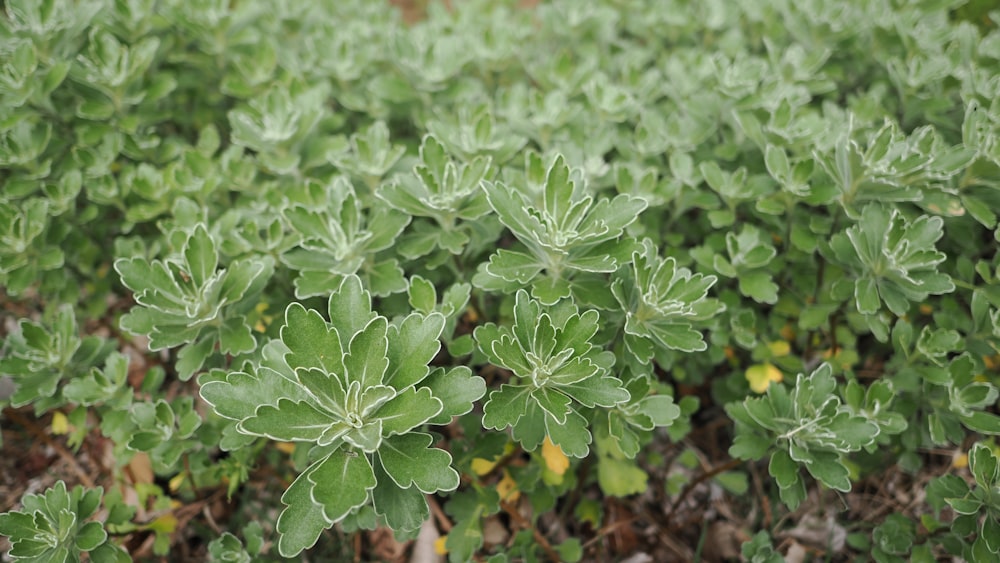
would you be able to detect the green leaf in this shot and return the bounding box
[377,433,460,493]
[482,384,533,430]
[219,316,254,355]
[371,463,429,533]
[281,303,345,375]
[421,366,487,424]
[384,313,445,390]
[375,387,442,435]
[183,224,218,287]
[343,317,389,389]
[276,464,331,557]
[597,456,648,496]
[327,275,377,340]
[239,398,335,442]
[557,375,630,408]
[308,449,377,523]
[545,409,591,458]
[483,248,544,284]
[803,451,852,492]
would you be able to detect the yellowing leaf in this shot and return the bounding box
[168,473,186,492]
[50,411,69,435]
[953,453,968,469]
[148,513,178,533]
[541,436,569,476]
[746,363,782,393]
[275,442,296,455]
[497,470,520,502]
[471,457,498,476]
[434,535,449,555]
[470,442,514,476]
[779,323,796,342]
[768,340,790,357]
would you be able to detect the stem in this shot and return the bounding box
[500,499,562,563]
[668,457,743,516]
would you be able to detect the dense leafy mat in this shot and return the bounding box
[2,0,1000,561]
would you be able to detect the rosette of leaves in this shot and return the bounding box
[199,275,485,557]
[473,154,647,305]
[327,121,406,191]
[474,289,630,458]
[0,198,66,296]
[593,376,683,496]
[612,238,724,369]
[114,224,275,380]
[923,443,1000,561]
[0,481,129,562]
[0,304,113,411]
[828,203,955,338]
[281,177,409,298]
[377,134,493,259]
[227,80,326,175]
[726,363,881,509]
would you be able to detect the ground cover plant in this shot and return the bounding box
[2,0,1000,560]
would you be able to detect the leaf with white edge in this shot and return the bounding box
[545,409,591,458]
[308,449,377,523]
[175,336,215,381]
[371,462,429,533]
[407,276,437,313]
[183,224,217,287]
[296,368,348,417]
[483,248,545,284]
[803,450,852,492]
[281,303,344,375]
[343,317,389,389]
[328,275,376,340]
[239,398,335,442]
[384,312,445,390]
[276,464,331,557]
[557,375,630,408]
[200,368,308,421]
[374,387,442,436]
[219,315,255,355]
[377,433,460,493]
[482,385,533,430]
[533,387,573,424]
[421,366,487,424]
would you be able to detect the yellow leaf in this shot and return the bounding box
[471,457,498,476]
[768,340,790,358]
[746,363,782,393]
[497,470,520,502]
[953,453,968,469]
[541,437,569,476]
[434,536,449,555]
[51,411,69,435]
[168,473,186,492]
[148,513,178,533]
[275,442,296,455]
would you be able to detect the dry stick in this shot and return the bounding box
[668,458,743,516]
[580,515,638,549]
[500,500,562,563]
[427,494,454,533]
[4,409,96,489]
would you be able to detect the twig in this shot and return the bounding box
[4,409,96,489]
[427,495,454,533]
[669,458,743,515]
[500,500,562,563]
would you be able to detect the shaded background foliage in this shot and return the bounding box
[2,0,1000,561]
